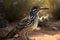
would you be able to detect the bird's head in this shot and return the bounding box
[31,6,49,12]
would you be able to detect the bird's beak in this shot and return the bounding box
[40,7,49,10]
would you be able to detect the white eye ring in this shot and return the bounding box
[33,9,36,11]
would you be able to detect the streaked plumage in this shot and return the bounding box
[16,6,39,30]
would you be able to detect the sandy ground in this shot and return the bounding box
[8,27,60,40]
[28,27,60,40]
[7,27,60,40]
[7,21,60,40]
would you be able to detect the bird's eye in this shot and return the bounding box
[33,9,37,11]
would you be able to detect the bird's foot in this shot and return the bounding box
[24,37,29,40]
[24,36,29,40]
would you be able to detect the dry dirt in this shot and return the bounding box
[29,29,60,40]
[7,21,60,40]
[28,25,60,40]
[8,27,60,40]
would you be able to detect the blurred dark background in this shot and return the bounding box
[0,0,60,22]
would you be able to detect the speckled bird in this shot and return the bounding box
[16,6,48,40]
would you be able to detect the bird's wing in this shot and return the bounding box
[16,16,33,29]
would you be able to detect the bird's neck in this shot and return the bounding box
[30,11,37,17]
[29,10,39,24]
[29,10,38,23]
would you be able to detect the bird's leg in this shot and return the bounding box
[25,33,29,40]
[23,33,29,40]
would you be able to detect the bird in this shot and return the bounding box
[16,6,48,40]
